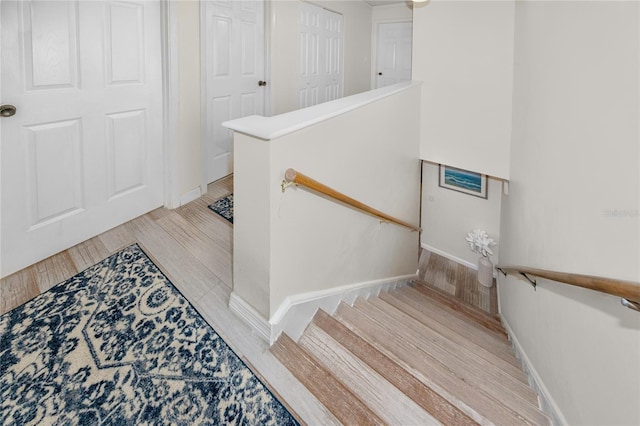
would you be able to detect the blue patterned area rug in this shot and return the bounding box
[208,194,233,224]
[0,244,298,425]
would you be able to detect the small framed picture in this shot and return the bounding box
[439,165,488,199]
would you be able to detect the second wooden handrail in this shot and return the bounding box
[281,168,420,232]
[496,265,640,311]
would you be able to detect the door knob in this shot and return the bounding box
[0,105,16,117]
[258,80,267,87]
[378,72,383,76]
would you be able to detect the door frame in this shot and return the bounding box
[370,18,412,90]
[199,0,271,192]
[162,0,180,209]
[198,0,207,194]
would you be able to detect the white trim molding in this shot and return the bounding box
[223,81,420,140]
[228,292,271,342]
[228,274,416,345]
[501,318,567,426]
[422,243,498,278]
[179,186,202,206]
[422,243,476,270]
[161,0,180,209]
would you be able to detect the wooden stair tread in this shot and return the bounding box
[299,320,440,425]
[336,302,549,425]
[271,333,384,425]
[389,285,513,353]
[312,309,478,426]
[400,285,515,353]
[411,280,506,336]
[360,298,545,421]
[382,289,527,376]
[270,279,550,426]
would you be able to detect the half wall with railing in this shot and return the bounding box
[224,82,422,343]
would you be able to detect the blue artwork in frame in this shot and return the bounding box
[439,164,488,199]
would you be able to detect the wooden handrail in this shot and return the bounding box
[282,168,420,232]
[496,265,640,310]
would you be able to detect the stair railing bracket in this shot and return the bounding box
[621,298,640,312]
[496,267,536,289]
[281,180,297,193]
[520,272,537,289]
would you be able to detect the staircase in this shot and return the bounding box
[271,281,551,425]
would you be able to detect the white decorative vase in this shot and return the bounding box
[477,256,494,287]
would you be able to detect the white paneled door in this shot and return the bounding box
[375,21,412,89]
[0,0,163,277]
[299,3,343,108]
[204,0,265,184]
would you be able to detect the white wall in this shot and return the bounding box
[176,1,203,200]
[372,3,412,22]
[232,83,422,318]
[421,161,502,267]
[500,2,640,424]
[233,134,271,316]
[270,0,372,115]
[412,0,514,179]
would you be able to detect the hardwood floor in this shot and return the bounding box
[0,175,337,425]
[417,249,499,317]
[1,176,507,425]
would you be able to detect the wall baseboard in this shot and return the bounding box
[421,243,498,278]
[422,243,476,269]
[501,317,567,426]
[228,292,271,342]
[228,275,415,345]
[180,186,203,206]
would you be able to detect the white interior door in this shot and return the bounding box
[375,21,412,89]
[299,3,343,108]
[0,0,163,277]
[204,0,265,184]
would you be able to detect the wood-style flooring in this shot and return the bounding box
[0,175,338,425]
[272,281,549,425]
[1,175,505,425]
[417,249,499,317]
